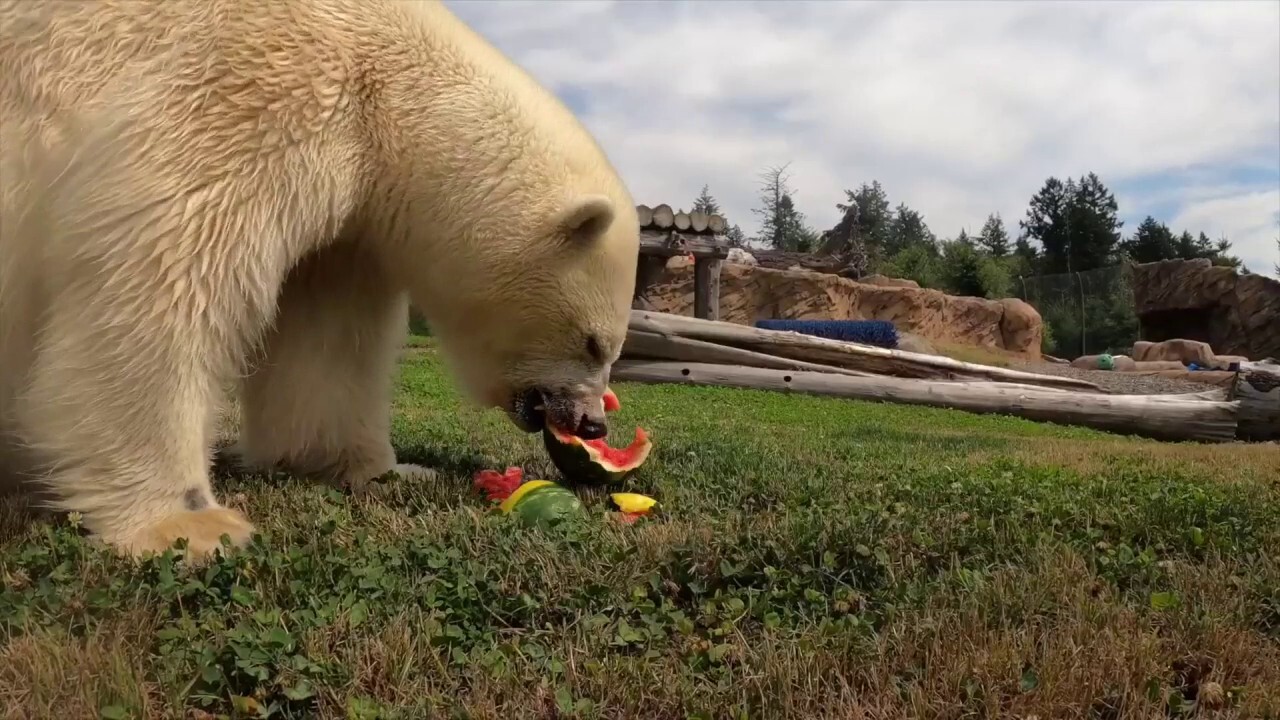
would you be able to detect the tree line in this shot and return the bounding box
[688,167,1267,359]
[691,165,1249,302]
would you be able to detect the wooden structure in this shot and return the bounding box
[614,309,1261,444]
[635,203,729,320]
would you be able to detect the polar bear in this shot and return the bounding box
[0,0,639,559]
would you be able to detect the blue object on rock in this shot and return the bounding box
[754,319,899,349]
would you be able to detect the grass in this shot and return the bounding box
[3,340,1279,719]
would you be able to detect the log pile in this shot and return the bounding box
[637,204,726,236]
[617,309,1250,443]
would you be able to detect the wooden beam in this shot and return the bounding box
[611,360,1240,443]
[638,230,729,259]
[692,258,722,320]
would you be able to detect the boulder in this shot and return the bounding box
[999,299,1043,358]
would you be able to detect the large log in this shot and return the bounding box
[611,360,1240,443]
[707,214,726,234]
[636,204,653,227]
[629,309,1102,392]
[652,204,675,229]
[674,210,692,232]
[624,330,877,377]
[1231,369,1280,441]
[690,211,710,233]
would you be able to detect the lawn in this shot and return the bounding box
[3,340,1279,719]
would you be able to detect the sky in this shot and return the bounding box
[445,0,1280,279]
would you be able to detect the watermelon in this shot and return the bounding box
[474,467,583,528]
[542,388,652,485]
[500,479,583,528]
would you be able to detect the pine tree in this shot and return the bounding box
[886,203,935,255]
[1019,173,1122,274]
[1019,176,1074,274]
[725,224,748,248]
[692,184,721,216]
[1121,216,1176,263]
[1064,172,1123,272]
[751,163,817,252]
[978,213,1010,257]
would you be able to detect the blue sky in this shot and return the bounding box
[446,0,1280,278]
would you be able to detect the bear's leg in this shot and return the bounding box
[232,241,436,493]
[16,290,255,560]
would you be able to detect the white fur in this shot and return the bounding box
[0,0,639,559]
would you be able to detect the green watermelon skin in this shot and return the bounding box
[512,484,582,528]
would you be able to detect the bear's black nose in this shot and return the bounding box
[575,416,608,440]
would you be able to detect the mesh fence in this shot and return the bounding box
[1016,263,1140,360]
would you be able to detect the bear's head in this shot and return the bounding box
[397,192,639,440]
[354,0,641,438]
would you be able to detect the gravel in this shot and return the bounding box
[1008,361,1226,396]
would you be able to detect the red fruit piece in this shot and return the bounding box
[474,466,525,503]
[603,388,621,413]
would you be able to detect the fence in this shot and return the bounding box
[1016,263,1140,360]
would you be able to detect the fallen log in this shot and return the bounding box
[624,330,877,377]
[629,309,1102,392]
[611,360,1239,443]
[1231,369,1279,441]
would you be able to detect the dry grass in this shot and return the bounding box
[931,340,1022,368]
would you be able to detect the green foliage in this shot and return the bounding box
[1027,267,1140,358]
[978,213,1011,257]
[885,203,935,256]
[1119,218,1242,268]
[932,235,1015,300]
[691,184,721,217]
[407,308,431,336]
[1019,173,1124,274]
[876,243,942,289]
[1121,216,1177,263]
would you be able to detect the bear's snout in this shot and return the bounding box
[541,391,609,439]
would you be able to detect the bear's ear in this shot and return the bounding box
[555,194,615,247]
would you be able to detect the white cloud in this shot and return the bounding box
[445,0,1280,277]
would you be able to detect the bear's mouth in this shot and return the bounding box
[508,387,547,433]
[507,387,609,440]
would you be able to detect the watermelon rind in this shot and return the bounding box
[506,482,582,528]
[542,426,651,485]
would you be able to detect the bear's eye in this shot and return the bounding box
[586,335,604,363]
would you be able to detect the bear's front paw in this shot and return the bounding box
[341,462,438,498]
[120,507,256,561]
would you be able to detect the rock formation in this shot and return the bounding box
[1130,259,1280,361]
[639,262,1044,357]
